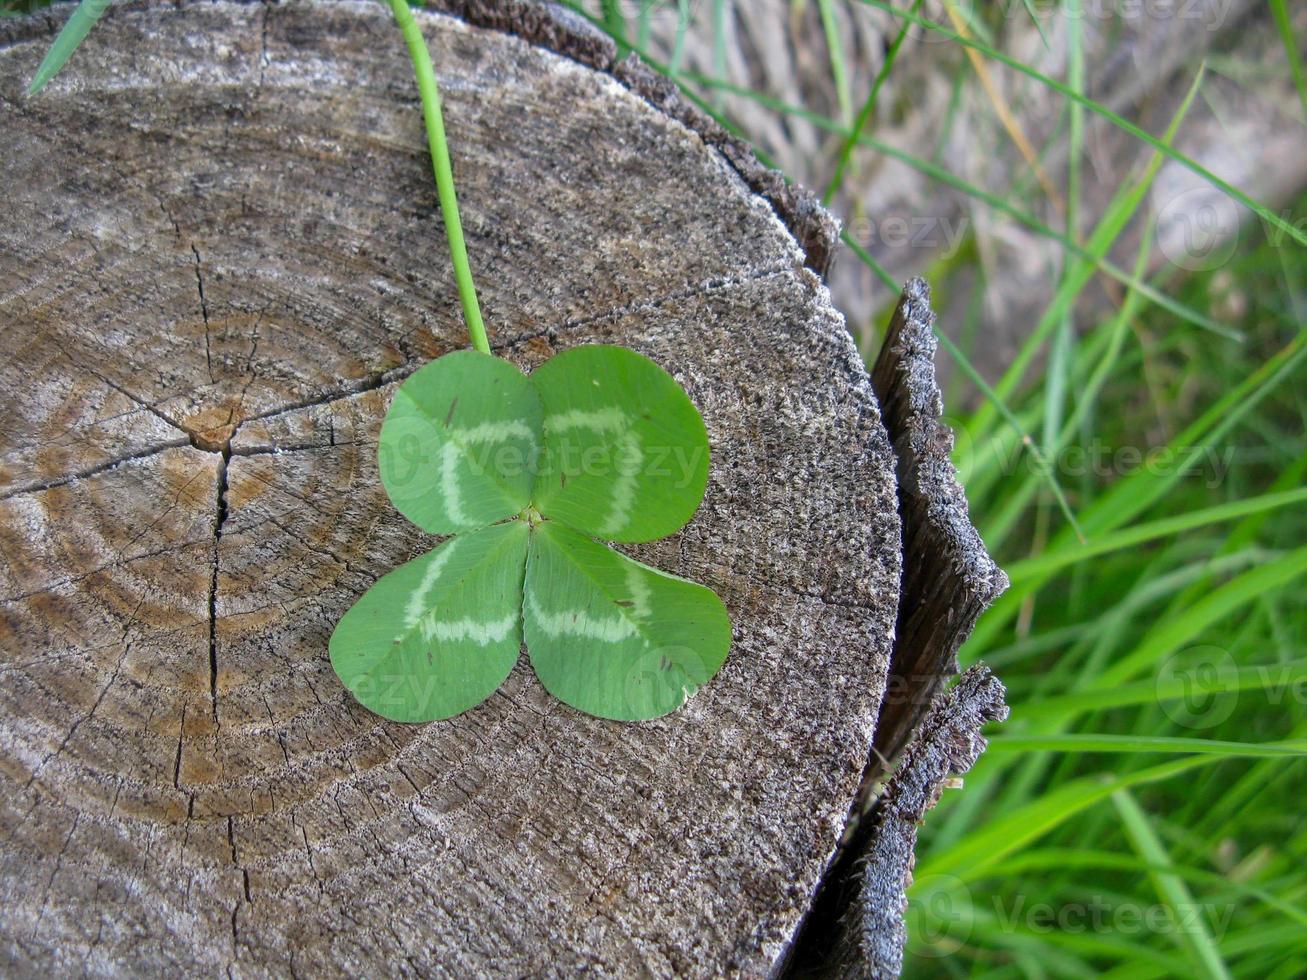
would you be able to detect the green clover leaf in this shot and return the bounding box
[330,344,731,722]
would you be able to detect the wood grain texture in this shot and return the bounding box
[779,280,1008,978]
[866,279,1008,768]
[0,1,904,974]
[831,665,1009,978]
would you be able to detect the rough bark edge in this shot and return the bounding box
[777,278,1009,977]
[829,665,1009,978]
[426,0,842,276]
[867,277,1009,766]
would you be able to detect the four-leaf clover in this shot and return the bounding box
[329,345,732,722]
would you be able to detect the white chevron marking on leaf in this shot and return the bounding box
[624,564,652,619]
[455,420,536,443]
[543,407,627,434]
[439,441,467,524]
[404,541,458,629]
[438,420,537,523]
[601,429,643,535]
[526,591,641,643]
[419,612,518,646]
[543,408,641,532]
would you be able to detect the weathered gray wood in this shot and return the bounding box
[778,280,1008,977]
[866,278,1009,767]
[830,665,1008,978]
[0,1,911,975]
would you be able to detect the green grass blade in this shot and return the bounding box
[855,0,1307,249]
[841,230,897,292]
[1018,0,1050,50]
[667,0,690,78]
[975,849,1307,928]
[823,0,918,202]
[988,735,1307,758]
[26,0,111,95]
[1269,0,1307,123]
[815,0,851,127]
[1041,0,1084,458]
[1013,658,1307,722]
[599,0,626,43]
[1098,545,1307,688]
[932,327,1085,542]
[1004,488,1307,584]
[915,755,1224,881]
[710,0,725,110]
[1112,789,1234,980]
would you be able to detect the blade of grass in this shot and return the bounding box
[933,327,1085,542]
[841,231,897,292]
[1013,658,1307,722]
[1003,488,1307,583]
[667,0,690,79]
[1097,545,1307,689]
[915,755,1232,881]
[26,0,111,95]
[854,0,1307,250]
[1112,789,1234,980]
[1041,0,1086,458]
[635,0,651,50]
[1269,0,1307,124]
[823,0,919,203]
[815,0,851,127]
[941,0,1063,210]
[975,849,1307,930]
[599,0,626,43]
[988,735,1307,758]
[710,0,725,111]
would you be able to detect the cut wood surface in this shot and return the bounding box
[0,1,913,974]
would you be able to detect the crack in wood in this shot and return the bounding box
[0,437,194,502]
[172,706,186,791]
[191,244,215,385]
[208,445,230,726]
[23,642,134,792]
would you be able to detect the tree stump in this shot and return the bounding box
[0,2,1004,976]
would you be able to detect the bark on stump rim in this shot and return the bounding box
[0,1,1004,975]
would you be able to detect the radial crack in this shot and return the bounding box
[0,437,193,502]
[192,244,216,384]
[208,443,231,725]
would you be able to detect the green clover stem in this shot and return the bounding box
[386,0,491,355]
